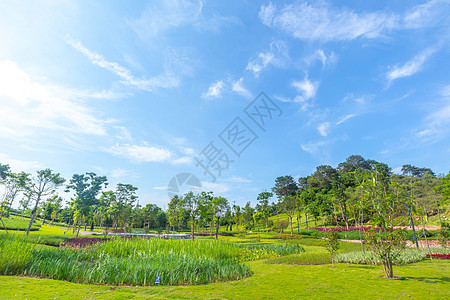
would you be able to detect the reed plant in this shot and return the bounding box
[1,235,252,286]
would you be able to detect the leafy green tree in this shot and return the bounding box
[257,191,273,232]
[1,171,31,216]
[26,169,65,235]
[115,183,138,230]
[66,173,107,236]
[211,196,229,239]
[0,164,10,180]
[232,204,241,231]
[156,210,167,230]
[438,222,449,248]
[253,211,264,241]
[182,192,204,241]
[401,164,435,177]
[325,229,340,267]
[364,168,407,278]
[41,195,63,224]
[279,195,297,235]
[272,176,298,199]
[167,195,182,232]
[242,201,254,231]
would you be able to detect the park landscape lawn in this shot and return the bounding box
[0,259,448,299]
[1,229,449,299]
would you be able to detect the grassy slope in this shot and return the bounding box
[1,260,448,299]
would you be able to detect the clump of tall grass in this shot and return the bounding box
[1,235,252,286]
[238,243,304,261]
[0,234,36,274]
[335,248,450,265]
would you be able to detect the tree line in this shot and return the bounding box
[0,165,167,235]
[1,155,449,238]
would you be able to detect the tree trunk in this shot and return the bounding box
[191,216,195,241]
[289,216,293,235]
[76,216,83,237]
[215,217,220,240]
[26,195,41,235]
[305,213,308,229]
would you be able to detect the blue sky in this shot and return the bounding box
[1,0,449,208]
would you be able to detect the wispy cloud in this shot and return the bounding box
[202,80,225,99]
[403,0,450,29]
[232,78,252,98]
[386,47,437,86]
[304,49,337,67]
[0,60,109,141]
[107,144,173,163]
[415,84,450,141]
[246,40,288,77]
[0,152,44,172]
[67,39,183,91]
[131,0,240,37]
[131,0,203,37]
[259,1,396,41]
[111,168,133,179]
[336,114,355,125]
[317,122,331,137]
[106,143,193,165]
[222,176,252,183]
[292,75,318,99]
[259,0,449,42]
[279,74,319,110]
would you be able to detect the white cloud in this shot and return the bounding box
[200,181,230,194]
[281,74,319,110]
[403,0,450,29]
[131,0,203,37]
[292,76,318,99]
[171,156,193,165]
[415,85,450,141]
[153,186,169,190]
[336,114,355,125]
[0,153,44,172]
[132,0,240,37]
[202,80,225,99]
[301,140,330,155]
[232,78,252,98]
[317,122,331,137]
[386,47,437,85]
[0,60,108,140]
[107,143,194,165]
[259,0,449,42]
[222,176,252,183]
[259,1,397,41]
[246,40,288,76]
[111,168,133,179]
[67,39,181,91]
[416,85,450,141]
[107,144,173,163]
[305,49,337,67]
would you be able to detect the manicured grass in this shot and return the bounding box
[1,224,78,246]
[0,217,40,231]
[0,260,448,299]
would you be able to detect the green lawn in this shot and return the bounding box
[1,229,449,299]
[1,259,448,299]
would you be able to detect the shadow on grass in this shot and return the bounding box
[409,276,450,284]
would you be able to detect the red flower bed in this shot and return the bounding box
[426,254,450,259]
